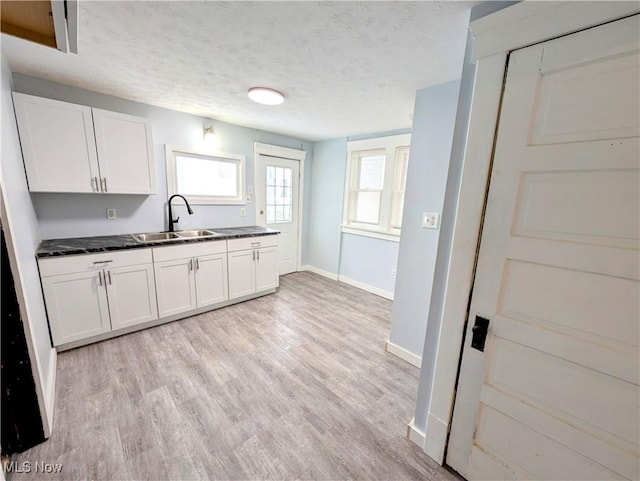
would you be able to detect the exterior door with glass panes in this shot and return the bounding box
[256,155,299,275]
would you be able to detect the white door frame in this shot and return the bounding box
[254,142,306,273]
[420,1,640,464]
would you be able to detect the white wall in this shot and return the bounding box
[12,74,314,242]
[0,57,55,434]
[387,79,461,359]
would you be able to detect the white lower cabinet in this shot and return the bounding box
[153,240,228,318]
[39,249,157,346]
[227,249,256,298]
[196,253,229,307]
[39,234,278,348]
[41,270,111,344]
[228,236,279,299]
[106,264,158,330]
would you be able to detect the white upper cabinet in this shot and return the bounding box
[92,109,156,194]
[12,93,99,193]
[12,92,156,194]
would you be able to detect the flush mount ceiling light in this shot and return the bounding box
[247,87,285,105]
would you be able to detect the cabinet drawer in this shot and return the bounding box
[152,240,226,262]
[38,248,152,277]
[227,235,279,252]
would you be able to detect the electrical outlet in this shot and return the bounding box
[422,212,439,229]
[240,207,246,217]
[391,269,397,279]
[106,208,117,220]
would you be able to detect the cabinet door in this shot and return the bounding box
[41,271,110,345]
[12,93,100,193]
[92,108,156,194]
[255,246,279,292]
[106,264,158,330]
[154,258,196,318]
[227,250,256,299]
[195,253,228,307]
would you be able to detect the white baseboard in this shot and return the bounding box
[337,274,394,300]
[407,417,426,448]
[43,347,57,438]
[424,412,449,464]
[300,266,395,300]
[385,340,422,368]
[300,265,339,281]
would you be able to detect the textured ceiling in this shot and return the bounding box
[1,1,474,141]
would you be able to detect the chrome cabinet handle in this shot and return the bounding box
[251,241,261,247]
[98,271,103,286]
[93,260,113,265]
[101,177,108,192]
[92,177,99,192]
[252,250,255,261]
[107,270,112,285]
[195,258,200,271]
[257,250,260,261]
[189,259,193,271]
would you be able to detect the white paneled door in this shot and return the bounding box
[447,15,639,481]
[256,155,300,275]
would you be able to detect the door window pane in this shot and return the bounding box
[266,165,293,224]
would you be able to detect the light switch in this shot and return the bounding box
[422,212,439,229]
[106,208,117,220]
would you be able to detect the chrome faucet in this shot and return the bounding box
[168,194,194,232]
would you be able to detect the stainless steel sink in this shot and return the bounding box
[132,232,180,242]
[175,229,220,239]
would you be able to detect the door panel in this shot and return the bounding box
[106,264,158,330]
[447,15,640,481]
[42,271,110,345]
[195,253,228,307]
[228,250,255,299]
[154,259,196,317]
[255,246,279,291]
[12,93,99,193]
[256,155,299,275]
[92,108,155,194]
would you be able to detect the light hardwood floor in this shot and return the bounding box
[10,272,457,481]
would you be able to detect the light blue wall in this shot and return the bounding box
[339,233,399,294]
[306,138,346,274]
[388,79,461,357]
[306,130,410,295]
[12,74,313,242]
[0,57,54,407]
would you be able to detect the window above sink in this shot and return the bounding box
[165,145,245,205]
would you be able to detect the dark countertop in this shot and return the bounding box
[36,226,280,258]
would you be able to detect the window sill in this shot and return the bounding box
[341,226,400,242]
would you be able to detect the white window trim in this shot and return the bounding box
[341,225,401,243]
[165,144,246,205]
[342,133,411,239]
